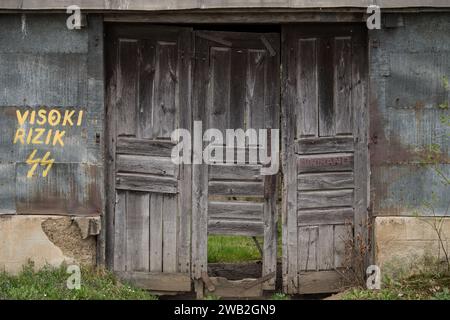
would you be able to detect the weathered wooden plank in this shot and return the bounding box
[297,153,354,173]
[208,219,264,236]
[334,224,352,268]
[298,172,354,190]
[297,207,354,226]
[117,154,177,177]
[209,47,231,133]
[298,270,344,294]
[116,137,175,157]
[208,201,263,221]
[317,225,334,270]
[177,28,193,275]
[116,173,178,194]
[318,37,335,137]
[10,0,450,11]
[117,39,138,136]
[137,39,156,139]
[298,189,354,209]
[209,164,262,181]
[352,29,370,267]
[295,137,354,154]
[229,48,247,129]
[162,195,178,273]
[208,181,264,196]
[104,12,367,24]
[282,26,299,294]
[105,28,118,269]
[153,41,178,138]
[116,272,191,292]
[297,226,318,271]
[149,193,163,272]
[247,49,267,130]
[113,191,127,271]
[126,192,150,271]
[205,277,262,298]
[334,37,353,135]
[296,38,318,137]
[192,35,209,282]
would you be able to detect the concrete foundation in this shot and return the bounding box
[375,216,450,277]
[0,215,100,274]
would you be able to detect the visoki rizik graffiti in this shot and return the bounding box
[13,108,84,178]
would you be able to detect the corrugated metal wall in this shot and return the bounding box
[369,13,450,216]
[0,14,104,216]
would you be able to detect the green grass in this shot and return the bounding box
[0,263,157,300]
[208,235,262,263]
[343,272,450,300]
[207,222,283,263]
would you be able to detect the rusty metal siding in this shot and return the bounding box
[369,13,450,216]
[0,14,104,216]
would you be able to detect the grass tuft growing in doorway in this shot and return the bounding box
[208,235,262,263]
[0,262,157,300]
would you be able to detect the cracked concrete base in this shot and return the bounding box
[375,216,450,277]
[0,215,100,274]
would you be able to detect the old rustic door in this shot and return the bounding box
[191,31,280,296]
[282,25,368,294]
[105,25,192,292]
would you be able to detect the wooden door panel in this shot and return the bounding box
[282,24,368,294]
[106,25,192,292]
[192,30,280,293]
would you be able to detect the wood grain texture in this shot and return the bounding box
[116,173,178,194]
[298,172,354,190]
[295,136,354,154]
[117,154,177,177]
[116,138,175,157]
[298,189,354,209]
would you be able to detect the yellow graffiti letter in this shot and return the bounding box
[41,152,54,177]
[26,149,40,178]
[63,110,75,126]
[16,110,29,126]
[52,130,66,147]
[14,128,25,144]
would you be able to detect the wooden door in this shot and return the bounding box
[282,25,368,294]
[105,25,192,293]
[192,31,280,295]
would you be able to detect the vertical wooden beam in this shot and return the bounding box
[281,26,299,294]
[352,28,370,271]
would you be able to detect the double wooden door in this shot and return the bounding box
[106,24,368,295]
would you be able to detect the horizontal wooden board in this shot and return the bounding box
[208,219,264,236]
[297,153,353,173]
[208,201,263,221]
[8,1,450,10]
[117,154,177,177]
[298,172,354,190]
[206,276,263,298]
[208,181,264,196]
[297,208,354,226]
[209,164,262,181]
[116,271,191,292]
[295,137,354,154]
[298,189,354,209]
[116,173,178,194]
[298,270,345,294]
[116,137,175,157]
